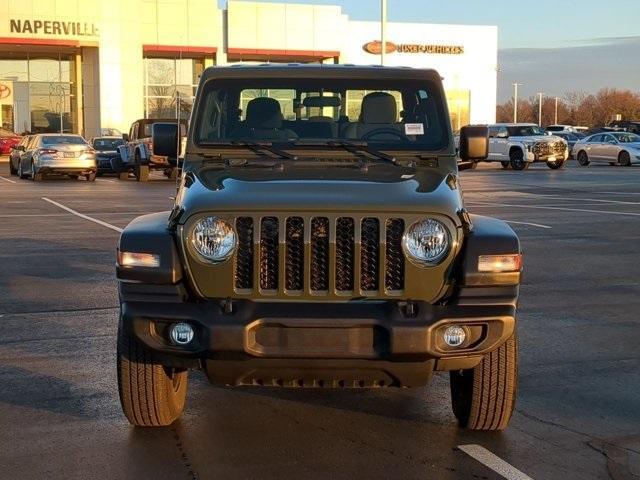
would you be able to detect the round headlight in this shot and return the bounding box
[190,216,237,263]
[402,219,451,266]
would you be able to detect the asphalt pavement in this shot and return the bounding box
[1,159,639,480]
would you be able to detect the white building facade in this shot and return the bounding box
[0,0,498,137]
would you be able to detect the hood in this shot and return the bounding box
[176,166,464,222]
[515,135,562,144]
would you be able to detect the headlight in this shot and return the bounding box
[190,216,237,263]
[402,219,451,266]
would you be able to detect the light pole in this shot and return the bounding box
[513,83,522,123]
[537,92,545,127]
[381,0,387,66]
[554,97,559,125]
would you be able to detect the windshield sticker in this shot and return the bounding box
[405,123,425,135]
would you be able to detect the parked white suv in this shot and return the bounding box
[480,123,569,170]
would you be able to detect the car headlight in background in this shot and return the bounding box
[402,219,451,266]
[191,216,237,263]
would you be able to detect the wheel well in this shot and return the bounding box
[509,146,523,157]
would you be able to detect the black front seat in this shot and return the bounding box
[343,92,402,140]
[230,97,298,141]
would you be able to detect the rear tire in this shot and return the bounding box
[577,151,590,166]
[85,172,96,182]
[9,159,17,176]
[500,161,511,170]
[450,333,518,431]
[117,319,188,427]
[134,164,150,182]
[619,151,632,167]
[31,161,43,182]
[509,150,527,171]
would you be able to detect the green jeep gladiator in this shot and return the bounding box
[116,65,522,431]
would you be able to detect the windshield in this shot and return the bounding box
[41,135,87,145]
[507,126,546,137]
[613,132,640,143]
[93,138,125,150]
[194,78,449,151]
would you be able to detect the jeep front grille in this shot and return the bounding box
[233,215,406,297]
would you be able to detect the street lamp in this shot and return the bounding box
[513,83,523,123]
[381,0,387,66]
[537,92,545,127]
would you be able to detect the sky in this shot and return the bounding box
[221,0,640,102]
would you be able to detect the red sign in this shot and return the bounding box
[0,83,11,100]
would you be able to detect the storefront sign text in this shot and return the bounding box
[10,19,99,37]
[363,40,464,55]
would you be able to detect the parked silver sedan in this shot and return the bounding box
[17,134,97,181]
[573,132,640,167]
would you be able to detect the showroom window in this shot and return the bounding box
[0,54,77,134]
[143,57,204,120]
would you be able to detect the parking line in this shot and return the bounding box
[458,444,534,480]
[41,197,124,233]
[504,220,551,229]
[470,201,640,217]
[0,176,16,184]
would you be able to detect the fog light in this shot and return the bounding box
[169,323,194,346]
[443,326,466,347]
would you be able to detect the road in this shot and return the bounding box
[1,160,639,479]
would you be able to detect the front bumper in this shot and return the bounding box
[120,283,517,387]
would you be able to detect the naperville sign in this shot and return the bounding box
[363,40,464,55]
[9,19,99,37]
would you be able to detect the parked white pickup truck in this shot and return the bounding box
[479,123,569,170]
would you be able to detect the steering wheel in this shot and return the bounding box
[361,128,411,143]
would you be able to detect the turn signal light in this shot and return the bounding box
[478,254,522,273]
[118,251,160,268]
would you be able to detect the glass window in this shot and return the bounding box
[144,57,204,120]
[41,135,86,145]
[93,138,125,150]
[589,134,603,143]
[195,77,448,150]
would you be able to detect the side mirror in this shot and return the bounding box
[459,125,489,161]
[152,123,179,158]
[122,133,129,142]
[496,131,509,139]
[15,145,25,152]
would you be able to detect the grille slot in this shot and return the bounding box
[285,217,305,291]
[310,217,330,291]
[235,217,254,290]
[360,218,380,291]
[385,219,405,291]
[335,217,355,292]
[259,217,279,291]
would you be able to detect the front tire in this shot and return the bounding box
[547,159,565,170]
[9,159,17,176]
[117,319,188,427]
[17,160,26,179]
[85,172,96,182]
[450,333,518,431]
[577,151,590,166]
[500,161,511,170]
[509,150,527,171]
[619,151,632,167]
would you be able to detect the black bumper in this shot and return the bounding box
[120,283,517,387]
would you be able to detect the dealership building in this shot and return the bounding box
[0,0,498,138]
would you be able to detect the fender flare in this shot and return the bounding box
[117,211,183,284]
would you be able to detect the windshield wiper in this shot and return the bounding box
[294,140,397,165]
[198,140,297,160]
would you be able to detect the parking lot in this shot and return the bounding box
[1,159,639,480]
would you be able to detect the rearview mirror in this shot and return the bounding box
[459,125,489,161]
[152,123,179,158]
